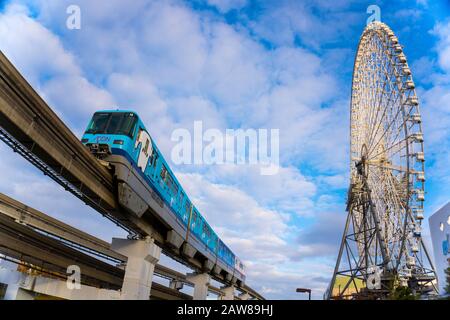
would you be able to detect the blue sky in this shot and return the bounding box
[0,0,450,299]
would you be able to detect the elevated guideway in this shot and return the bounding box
[0,51,263,299]
[0,213,192,300]
[0,192,263,300]
[0,51,151,238]
[0,51,203,274]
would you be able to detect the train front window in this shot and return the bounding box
[86,113,110,134]
[105,113,122,134]
[86,112,137,137]
[118,113,137,137]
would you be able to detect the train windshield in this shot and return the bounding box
[86,112,137,137]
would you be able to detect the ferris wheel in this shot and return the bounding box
[327,22,437,299]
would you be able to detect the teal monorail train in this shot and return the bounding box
[81,110,246,284]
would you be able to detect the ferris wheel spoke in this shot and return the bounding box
[366,89,399,152]
[366,93,402,156]
[367,177,398,258]
[369,169,400,213]
[385,171,410,267]
[366,81,389,144]
[385,105,417,152]
[367,135,408,161]
[368,62,392,134]
[365,47,408,157]
[367,161,408,173]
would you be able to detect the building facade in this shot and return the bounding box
[429,202,450,295]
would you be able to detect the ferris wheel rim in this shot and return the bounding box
[349,21,425,273]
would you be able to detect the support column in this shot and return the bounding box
[187,273,210,300]
[4,283,19,300]
[220,285,235,300]
[0,267,24,300]
[238,292,251,300]
[15,288,35,300]
[169,280,184,291]
[111,237,161,300]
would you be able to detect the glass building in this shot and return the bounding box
[429,202,450,295]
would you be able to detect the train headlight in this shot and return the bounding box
[113,139,124,145]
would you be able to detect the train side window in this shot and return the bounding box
[202,224,211,241]
[178,192,183,207]
[202,224,207,238]
[183,201,191,221]
[143,139,150,156]
[160,166,167,180]
[192,210,198,227]
[161,166,179,196]
[151,150,158,167]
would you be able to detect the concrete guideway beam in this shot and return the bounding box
[30,276,121,300]
[111,237,161,300]
[0,261,120,300]
[186,272,210,300]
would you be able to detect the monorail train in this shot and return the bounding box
[81,110,246,285]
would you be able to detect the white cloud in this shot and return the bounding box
[413,20,450,219]
[200,21,270,106]
[197,165,317,216]
[247,0,361,49]
[433,21,450,72]
[0,4,79,82]
[207,0,247,13]
[0,3,115,131]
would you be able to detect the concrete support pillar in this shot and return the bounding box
[111,237,161,300]
[15,288,35,300]
[220,285,235,300]
[238,292,251,300]
[169,280,184,291]
[1,268,26,300]
[187,273,210,300]
[4,283,19,300]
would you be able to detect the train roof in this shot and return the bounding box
[95,109,140,115]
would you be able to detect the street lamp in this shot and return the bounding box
[296,288,311,300]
